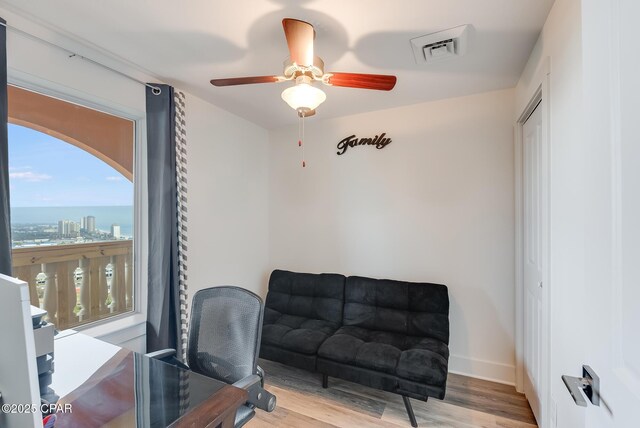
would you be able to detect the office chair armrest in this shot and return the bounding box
[233,374,277,413]
[145,348,177,360]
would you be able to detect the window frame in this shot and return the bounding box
[7,75,148,347]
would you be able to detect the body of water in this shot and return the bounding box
[11,206,134,236]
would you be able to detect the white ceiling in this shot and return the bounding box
[1,0,554,128]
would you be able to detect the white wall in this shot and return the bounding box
[3,8,270,349]
[185,94,269,298]
[515,0,585,426]
[268,89,516,384]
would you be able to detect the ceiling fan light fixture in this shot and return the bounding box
[281,76,326,112]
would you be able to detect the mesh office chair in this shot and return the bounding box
[148,286,276,427]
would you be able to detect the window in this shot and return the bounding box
[8,85,136,330]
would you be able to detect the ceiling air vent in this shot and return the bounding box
[410,25,470,64]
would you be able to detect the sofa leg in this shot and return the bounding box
[322,373,328,389]
[402,396,418,428]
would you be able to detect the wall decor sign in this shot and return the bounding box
[336,133,392,155]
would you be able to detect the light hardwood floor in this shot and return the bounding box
[249,359,537,428]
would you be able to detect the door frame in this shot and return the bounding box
[514,57,551,427]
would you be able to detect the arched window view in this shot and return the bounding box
[8,86,136,330]
[9,124,133,245]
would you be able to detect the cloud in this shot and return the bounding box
[106,176,124,181]
[8,166,32,172]
[9,171,52,182]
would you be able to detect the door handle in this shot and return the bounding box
[561,365,600,407]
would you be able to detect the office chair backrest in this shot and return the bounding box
[187,286,264,385]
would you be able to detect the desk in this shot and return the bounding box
[47,331,247,428]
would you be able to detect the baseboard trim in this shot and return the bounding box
[448,354,516,386]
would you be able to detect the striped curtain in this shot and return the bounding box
[174,91,189,361]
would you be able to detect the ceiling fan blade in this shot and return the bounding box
[282,18,315,67]
[325,72,397,91]
[210,76,282,86]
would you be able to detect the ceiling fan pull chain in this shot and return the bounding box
[302,113,306,168]
[298,114,302,147]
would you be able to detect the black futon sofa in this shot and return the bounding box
[260,269,450,427]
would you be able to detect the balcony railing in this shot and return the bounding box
[12,240,134,330]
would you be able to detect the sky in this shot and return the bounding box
[8,123,133,207]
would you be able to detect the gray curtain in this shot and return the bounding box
[145,84,182,357]
[0,18,11,276]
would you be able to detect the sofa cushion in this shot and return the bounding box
[261,270,345,356]
[262,308,338,355]
[403,336,450,359]
[265,270,346,324]
[356,342,402,374]
[260,345,318,372]
[343,276,449,344]
[396,349,448,385]
[316,331,363,364]
[262,323,333,355]
[318,326,448,380]
[318,329,399,375]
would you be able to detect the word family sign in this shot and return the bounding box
[336,133,392,155]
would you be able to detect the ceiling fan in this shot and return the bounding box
[210,18,398,118]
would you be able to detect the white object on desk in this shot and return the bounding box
[51,331,120,398]
[0,274,42,428]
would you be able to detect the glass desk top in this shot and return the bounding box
[46,331,245,428]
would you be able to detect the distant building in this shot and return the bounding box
[58,220,80,238]
[69,222,80,236]
[85,216,96,233]
[111,224,121,239]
